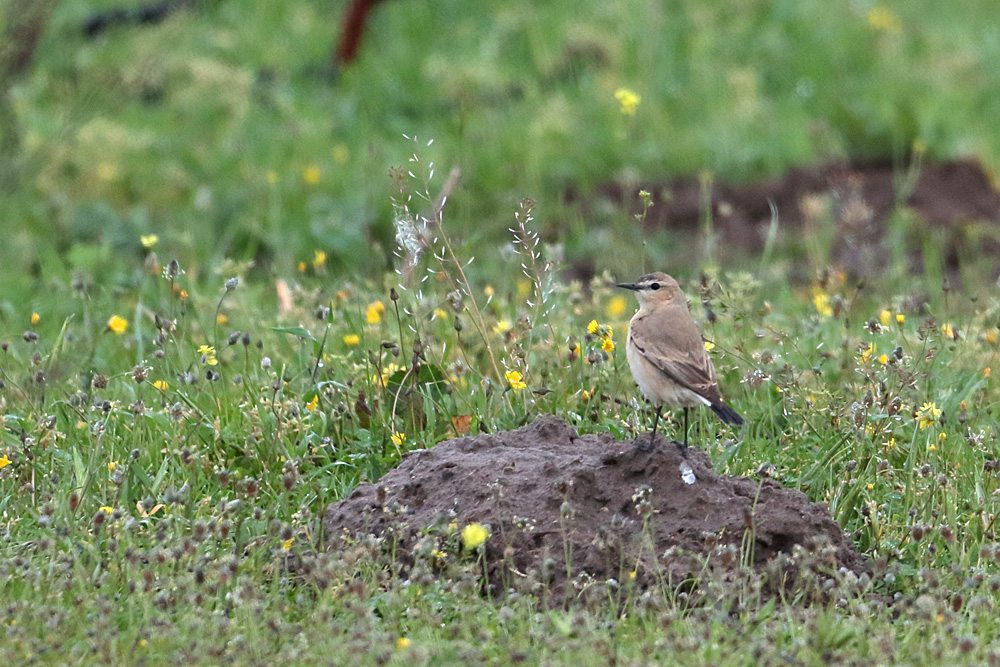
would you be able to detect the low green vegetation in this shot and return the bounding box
[4,0,1000,664]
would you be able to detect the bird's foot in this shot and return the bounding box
[634,432,657,453]
[671,440,689,460]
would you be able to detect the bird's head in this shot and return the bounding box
[616,272,682,307]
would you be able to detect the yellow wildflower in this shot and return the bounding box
[861,343,874,364]
[987,330,998,344]
[366,302,385,324]
[879,309,891,327]
[461,522,489,550]
[0,454,10,470]
[303,166,321,184]
[153,380,169,391]
[703,341,715,351]
[505,370,527,390]
[298,261,307,273]
[343,334,360,346]
[97,162,118,181]
[606,295,627,319]
[493,319,511,334]
[916,402,942,431]
[396,637,411,651]
[373,363,401,387]
[941,323,955,339]
[179,289,188,301]
[877,354,888,365]
[602,338,615,353]
[433,308,448,320]
[811,288,833,318]
[986,367,992,378]
[484,285,494,297]
[587,319,599,335]
[868,7,902,34]
[306,395,319,412]
[614,88,641,115]
[282,537,294,551]
[31,312,39,324]
[99,506,113,515]
[198,344,218,366]
[266,170,279,184]
[140,234,159,249]
[107,461,118,471]
[216,314,227,325]
[896,313,905,324]
[391,431,405,446]
[313,249,327,269]
[937,432,947,441]
[107,315,128,335]
[582,389,591,401]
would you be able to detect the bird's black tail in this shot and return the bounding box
[711,402,744,425]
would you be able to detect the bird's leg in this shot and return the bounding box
[636,405,662,452]
[675,407,689,460]
[651,405,662,442]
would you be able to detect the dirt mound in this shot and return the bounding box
[324,415,864,591]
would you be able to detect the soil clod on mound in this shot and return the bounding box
[324,415,864,589]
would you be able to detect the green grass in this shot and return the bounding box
[4,0,1000,663]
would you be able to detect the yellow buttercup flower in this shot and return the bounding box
[306,395,319,412]
[606,295,627,318]
[461,522,489,550]
[31,312,39,324]
[602,338,615,353]
[140,234,159,249]
[390,431,405,446]
[505,370,527,390]
[879,309,891,327]
[153,380,169,391]
[282,537,294,551]
[811,288,833,318]
[941,323,955,340]
[107,315,128,335]
[860,343,874,364]
[396,637,411,651]
[216,314,227,325]
[614,88,641,115]
[0,454,10,470]
[703,341,715,352]
[343,334,360,346]
[587,319,599,335]
[494,319,511,334]
[303,166,321,184]
[916,402,942,431]
[868,6,902,34]
[99,506,114,515]
[877,354,888,365]
[197,344,218,366]
[366,301,385,324]
[896,313,905,325]
[313,249,327,269]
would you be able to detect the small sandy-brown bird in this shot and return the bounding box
[617,272,743,453]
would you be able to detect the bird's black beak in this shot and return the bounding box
[616,282,639,291]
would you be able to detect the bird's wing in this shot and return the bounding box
[628,304,722,404]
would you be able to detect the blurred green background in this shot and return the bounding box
[2,0,998,292]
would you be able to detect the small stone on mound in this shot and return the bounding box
[324,415,864,589]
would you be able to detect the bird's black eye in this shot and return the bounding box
[650,283,660,290]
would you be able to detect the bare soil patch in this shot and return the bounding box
[568,159,1000,281]
[324,415,864,592]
